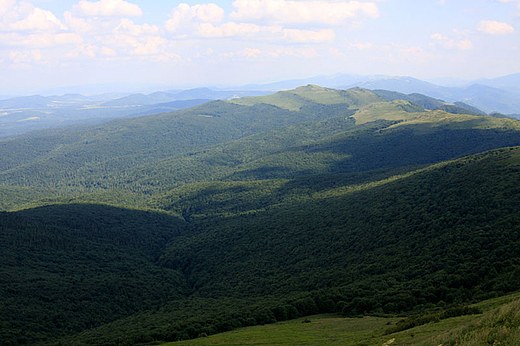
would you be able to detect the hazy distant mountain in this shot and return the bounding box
[243,73,520,114]
[0,95,53,109]
[476,73,520,93]
[239,74,368,91]
[38,83,180,96]
[0,94,98,109]
[102,88,271,106]
[101,92,177,107]
[425,76,470,87]
[344,76,446,97]
[334,76,520,114]
[169,87,271,100]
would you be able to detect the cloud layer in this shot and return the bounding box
[229,0,380,25]
[478,20,515,35]
[0,0,519,90]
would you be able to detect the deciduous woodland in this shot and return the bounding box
[2,86,520,345]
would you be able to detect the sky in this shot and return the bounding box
[0,0,519,94]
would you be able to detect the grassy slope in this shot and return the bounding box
[229,85,384,110]
[163,292,520,346]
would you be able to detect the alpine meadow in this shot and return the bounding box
[2,0,520,345]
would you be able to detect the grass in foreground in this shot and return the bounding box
[163,292,520,346]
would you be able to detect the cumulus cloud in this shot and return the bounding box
[195,22,333,43]
[196,22,278,38]
[229,0,380,26]
[157,52,182,62]
[430,33,473,50]
[97,34,167,55]
[0,32,83,48]
[328,47,345,57]
[63,11,95,33]
[0,0,15,16]
[65,43,98,58]
[101,46,117,56]
[221,46,319,60]
[11,7,67,32]
[114,19,159,36]
[478,20,515,35]
[349,42,374,50]
[497,0,520,10]
[9,49,42,64]
[73,0,143,17]
[0,2,69,34]
[282,28,334,43]
[164,3,225,33]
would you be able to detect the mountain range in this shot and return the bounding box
[2,85,520,345]
[2,73,520,140]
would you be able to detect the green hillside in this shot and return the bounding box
[0,204,187,344]
[3,147,516,345]
[1,86,519,198]
[162,292,520,346]
[228,85,384,110]
[2,86,520,345]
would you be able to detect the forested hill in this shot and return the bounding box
[3,147,520,345]
[1,85,520,198]
[2,86,520,345]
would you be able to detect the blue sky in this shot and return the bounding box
[0,0,519,93]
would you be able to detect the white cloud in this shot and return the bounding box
[9,49,42,64]
[196,22,334,43]
[349,42,374,50]
[398,46,434,63]
[497,0,520,10]
[114,19,159,36]
[229,0,380,26]
[11,7,67,32]
[65,43,98,58]
[0,3,68,34]
[157,52,182,62]
[196,22,271,38]
[63,11,95,33]
[97,34,167,55]
[220,46,319,60]
[430,33,473,50]
[73,0,143,17]
[0,32,83,48]
[282,28,334,43]
[458,39,473,50]
[164,3,225,33]
[328,47,345,57]
[0,0,15,16]
[101,46,117,56]
[478,20,515,35]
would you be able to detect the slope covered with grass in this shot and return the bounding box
[161,292,520,346]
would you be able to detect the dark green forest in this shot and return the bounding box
[2,86,520,345]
